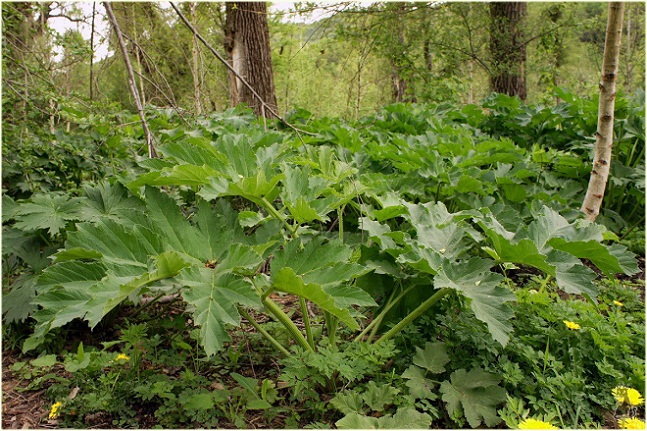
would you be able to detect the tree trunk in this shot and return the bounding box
[581,2,625,222]
[489,2,527,100]
[189,2,202,115]
[390,3,409,103]
[224,2,277,117]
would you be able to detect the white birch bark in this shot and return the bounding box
[581,2,625,222]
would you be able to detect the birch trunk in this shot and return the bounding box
[581,2,625,222]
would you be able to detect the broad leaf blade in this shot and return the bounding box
[412,342,450,374]
[12,194,82,235]
[144,187,206,259]
[179,266,259,356]
[440,368,506,428]
[272,267,359,330]
[434,258,514,346]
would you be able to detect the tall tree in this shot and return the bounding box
[224,2,278,117]
[489,2,527,100]
[581,2,625,222]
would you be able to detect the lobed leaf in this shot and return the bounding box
[440,368,507,428]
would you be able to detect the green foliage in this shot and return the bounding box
[394,278,645,429]
[2,94,644,428]
[440,368,507,428]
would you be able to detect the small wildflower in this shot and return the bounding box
[518,418,559,429]
[613,386,645,406]
[48,401,63,419]
[563,320,581,330]
[613,300,624,307]
[618,417,646,430]
[115,353,130,363]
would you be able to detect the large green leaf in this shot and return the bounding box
[548,238,638,278]
[198,171,284,204]
[3,275,38,324]
[37,261,107,294]
[102,251,191,313]
[281,165,339,223]
[196,199,251,261]
[546,250,597,298]
[404,202,481,260]
[434,258,514,347]
[476,213,552,273]
[26,287,92,350]
[12,194,82,235]
[65,221,164,275]
[129,164,218,188]
[271,237,352,277]
[143,187,206,259]
[440,368,507,428]
[75,181,144,224]
[272,267,359,330]
[179,267,259,357]
[402,365,437,399]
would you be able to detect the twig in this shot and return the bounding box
[103,2,157,158]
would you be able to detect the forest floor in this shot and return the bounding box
[2,259,644,429]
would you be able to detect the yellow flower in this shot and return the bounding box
[613,386,645,406]
[48,401,63,419]
[618,417,646,430]
[518,418,559,429]
[563,320,581,330]
[115,353,130,363]
[613,300,624,307]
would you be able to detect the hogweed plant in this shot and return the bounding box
[2,101,643,428]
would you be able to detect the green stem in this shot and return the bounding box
[261,197,298,237]
[300,297,315,349]
[129,291,168,319]
[619,215,645,240]
[262,297,313,352]
[354,285,414,343]
[338,206,344,242]
[238,307,290,356]
[375,287,452,344]
[325,312,339,345]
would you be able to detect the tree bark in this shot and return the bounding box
[390,3,409,103]
[581,2,625,222]
[224,2,277,117]
[189,2,202,115]
[489,2,527,100]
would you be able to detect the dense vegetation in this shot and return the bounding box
[2,2,645,430]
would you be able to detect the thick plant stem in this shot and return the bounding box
[262,297,313,352]
[260,197,298,237]
[354,285,414,343]
[300,297,315,349]
[325,312,338,344]
[238,307,290,356]
[375,288,452,344]
[581,2,625,221]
